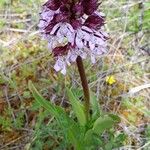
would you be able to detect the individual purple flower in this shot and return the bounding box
[38,0,108,74]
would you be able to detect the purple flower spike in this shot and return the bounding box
[38,0,108,75]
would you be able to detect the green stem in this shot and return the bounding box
[76,56,90,121]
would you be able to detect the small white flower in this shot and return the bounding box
[47,37,59,50]
[91,35,105,46]
[38,8,59,30]
[54,57,67,75]
[51,23,75,46]
[66,48,87,64]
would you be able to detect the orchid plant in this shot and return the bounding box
[29,0,121,149]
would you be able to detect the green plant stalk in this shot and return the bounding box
[76,56,90,121]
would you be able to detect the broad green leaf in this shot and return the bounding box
[84,129,94,145]
[66,87,86,126]
[92,115,120,135]
[28,81,74,128]
[84,129,103,148]
[28,81,83,148]
[28,81,59,118]
[105,142,113,150]
[67,124,85,150]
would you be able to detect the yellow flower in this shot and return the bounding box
[106,75,116,85]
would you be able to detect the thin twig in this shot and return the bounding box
[4,86,16,122]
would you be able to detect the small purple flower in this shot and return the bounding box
[38,0,108,74]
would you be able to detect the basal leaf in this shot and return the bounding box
[66,87,86,126]
[84,129,103,148]
[28,81,83,148]
[92,115,120,135]
[28,81,59,118]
